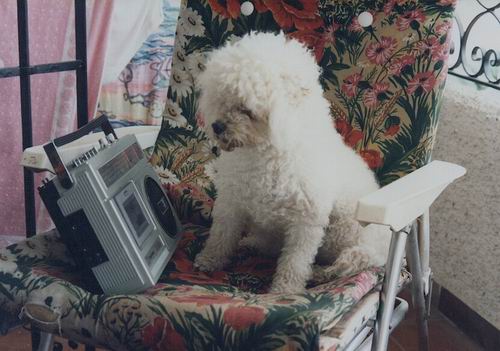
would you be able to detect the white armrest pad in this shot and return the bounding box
[355,160,466,231]
[21,125,160,172]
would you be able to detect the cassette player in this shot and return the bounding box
[38,116,182,294]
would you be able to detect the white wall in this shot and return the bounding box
[431,75,500,329]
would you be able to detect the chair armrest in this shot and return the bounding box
[21,125,160,172]
[355,160,466,231]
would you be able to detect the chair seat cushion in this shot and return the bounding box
[0,225,386,350]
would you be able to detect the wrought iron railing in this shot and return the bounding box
[448,0,500,91]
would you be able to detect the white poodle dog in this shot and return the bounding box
[194,32,390,293]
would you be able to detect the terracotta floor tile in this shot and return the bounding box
[389,336,405,351]
[397,289,444,325]
[0,328,31,351]
[0,328,105,351]
[392,317,484,351]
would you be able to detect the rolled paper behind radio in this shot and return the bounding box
[38,116,182,294]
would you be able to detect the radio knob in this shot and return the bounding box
[99,138,107,149]
[106,134,116,144]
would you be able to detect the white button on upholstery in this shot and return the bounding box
[358,11,373,27]
[241,1,254,16]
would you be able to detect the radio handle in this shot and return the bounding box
[53,115,117,147]
[44,116,117,189]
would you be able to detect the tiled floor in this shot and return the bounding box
[389,289,484,351]
[0,290,484,351]
[0,328,106,351]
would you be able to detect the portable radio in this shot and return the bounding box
[38,116,182,294]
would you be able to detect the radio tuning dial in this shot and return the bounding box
[106,134,116,144]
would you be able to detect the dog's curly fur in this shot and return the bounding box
[194,32,390,293]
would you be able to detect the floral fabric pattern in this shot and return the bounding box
[150,0,456,223]
[0,1,455,350]
[0,228,384,350]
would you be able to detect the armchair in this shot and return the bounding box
[0,1,464,350]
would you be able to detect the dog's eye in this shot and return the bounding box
[238,106,254,119]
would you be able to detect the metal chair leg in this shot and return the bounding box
[407,224,430,351]
[371,227,409,351]
[417,211,433,315]
[37,332,54,351]
[31,327,41,351]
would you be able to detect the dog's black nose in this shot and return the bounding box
[212,121,226,135]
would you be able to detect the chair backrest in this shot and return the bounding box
[149,0,456,223]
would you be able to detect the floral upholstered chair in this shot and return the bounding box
[0,1,465,350]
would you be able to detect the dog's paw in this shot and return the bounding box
[323,247,372,278]
[310,263,355,284]
[269,274,307,294]
[329,260,358,277]
[311,264,335,284]
[194,252,225,273]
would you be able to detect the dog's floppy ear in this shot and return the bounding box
[276,35,323,104]
[268,94,302,152]
[279,73,312,105]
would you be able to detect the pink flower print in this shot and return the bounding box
[436,65,449,86]
[436,34,453,62]
[416,37,442,59]
[436,21,452,35]
[396,10,426,31]
[363,82,389,108]
[388,54,416,75]
[349,271,376,301]
[408,72,437,94]
[438,0,457,6]
[383,0,396,15]
[323,22,340,43]
[341,73,362,98]
[383,0,407,15]
[196,111,206,128]
[366,36,398,65]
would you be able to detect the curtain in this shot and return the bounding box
[97,0,180,126]
[0,0,114,235]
